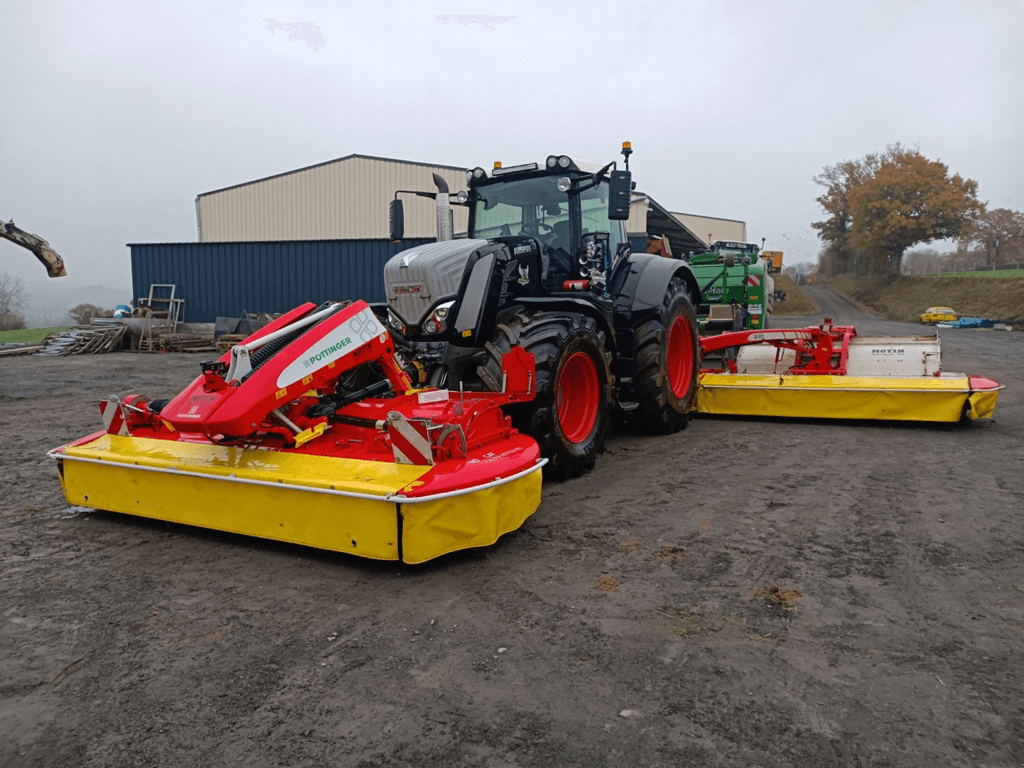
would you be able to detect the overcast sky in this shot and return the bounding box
[3,0,1022,299]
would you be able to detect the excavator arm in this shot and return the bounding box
[1,220,67,277]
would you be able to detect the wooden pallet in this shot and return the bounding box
[36,325,127,356]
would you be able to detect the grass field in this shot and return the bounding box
[830,274,1024,323]
[771,273,818,316]
[927,269,1024,279]
[0,327,70,345]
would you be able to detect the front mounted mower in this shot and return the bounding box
[52,300,544,564]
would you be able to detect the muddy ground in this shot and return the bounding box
[2,285,1022,767]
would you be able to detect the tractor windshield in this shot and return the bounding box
[471,175,624,284]
[472,176,571,252]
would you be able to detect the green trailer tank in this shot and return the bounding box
[687,240,774,332]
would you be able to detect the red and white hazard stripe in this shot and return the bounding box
[746,274,760,287]
[99,396,129,436]
[387,412,434,466]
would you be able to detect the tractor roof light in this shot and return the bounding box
[557,155,571,168]
[456,190,469,204]
[471,167,486,180]
[493,161,502,169]
[491,162,539,176]
[546,155,558,169]
[556,177,572,192]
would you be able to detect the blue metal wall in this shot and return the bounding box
[129,238,432,323]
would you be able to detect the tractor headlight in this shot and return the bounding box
[387,309,407,335]
[546,155,558,169]
[557,177,572,192]
[471,167,486,179]
[558,155,571,168]
[456,190,469,204]
[422,301,455,335]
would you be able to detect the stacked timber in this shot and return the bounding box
[154,332,218,354]
[36,324,128,356]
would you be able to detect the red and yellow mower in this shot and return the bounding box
[51,301,544,563]
[696,319,1003,422]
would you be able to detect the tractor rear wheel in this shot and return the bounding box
[628,278,700,434]
[478,312,612,480]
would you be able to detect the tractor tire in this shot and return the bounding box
[478,312,612,481]
[628,277,700,434]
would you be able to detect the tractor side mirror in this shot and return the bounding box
[389,199,404,242]
[607,170,631,220]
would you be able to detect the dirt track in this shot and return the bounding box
[2,286,1023,767]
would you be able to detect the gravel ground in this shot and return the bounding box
[1,285,1022,767]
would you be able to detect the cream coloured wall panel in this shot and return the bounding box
[197,155,469,242]
[672,213,746,246]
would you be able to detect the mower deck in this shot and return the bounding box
[697,371,1001,422]
[53,431,542,564]
[696,322,1003,423]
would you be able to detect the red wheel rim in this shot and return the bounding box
[667,315,695,398]
[556,351,599,443]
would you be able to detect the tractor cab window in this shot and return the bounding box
[472,176,573,284]
[580,182,624,256]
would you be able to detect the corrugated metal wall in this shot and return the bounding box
[130,238,432,323]
[196,156,469,242]
[672,213,746,245]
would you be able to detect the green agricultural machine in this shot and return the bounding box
[687,240,774,332]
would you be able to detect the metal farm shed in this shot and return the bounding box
[129,238,431,324]
[672,211,746,247]
[195,154,468,242]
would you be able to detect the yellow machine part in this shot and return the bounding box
[966,388,1000,421]
[54,434,542,564]
[696,373,995,422]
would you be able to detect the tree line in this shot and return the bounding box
[0,280,113,332]
[813,144,1023,277]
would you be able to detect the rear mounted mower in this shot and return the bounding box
[50,300,545,564]
[695,319,1003,422]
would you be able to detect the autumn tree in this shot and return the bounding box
[962,208,1024,266]
[813,146,982,276]
[812,149,893,274]
[849,149,982,275]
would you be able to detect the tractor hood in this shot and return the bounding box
[384,239,488,326]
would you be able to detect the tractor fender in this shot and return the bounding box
[515,296,617,357]
[613,252,700,319]
[608,253,699,393]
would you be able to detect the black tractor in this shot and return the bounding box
[381,144,701,480]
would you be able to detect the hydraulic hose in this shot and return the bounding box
[244,301,349,381]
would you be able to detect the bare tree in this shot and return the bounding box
[963,208,1024,266]
[0,272,26,330]
[68,303,105,325]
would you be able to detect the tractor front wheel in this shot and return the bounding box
[478,312,612,480]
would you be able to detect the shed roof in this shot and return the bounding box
[630,194,708,254]
[197,153,469,198]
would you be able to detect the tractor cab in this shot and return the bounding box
[464,155,631,293]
